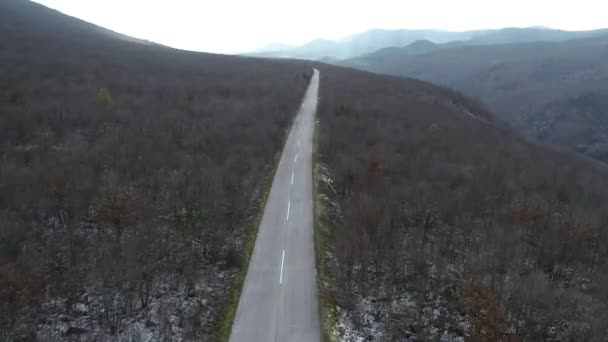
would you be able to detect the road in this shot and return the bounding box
[229,69,320,342]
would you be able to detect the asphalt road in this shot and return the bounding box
[229,69,321,342]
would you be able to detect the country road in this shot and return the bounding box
[229,69,321,342]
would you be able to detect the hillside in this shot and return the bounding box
[348,36,608,163]
[0,0,312,340]
[0,0,156,45]
[315,67,608,340]
[462,26,608,45]
[251,27,608,60]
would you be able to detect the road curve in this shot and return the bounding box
[229,69,321,342]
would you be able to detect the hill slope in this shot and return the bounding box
[315,66,608,341]
[0,0,156,45]
[1,1,312,340]
[349,37,608,162]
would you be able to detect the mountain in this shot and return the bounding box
[466,26,608,45]
[248,29,475,60]
[347,36,608,163]
[251,27,608,60]
[0,1,313,340]
[370,39,440,58]
[315,65,608,342]
[0,0,156,45]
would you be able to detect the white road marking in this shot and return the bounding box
[294,154,298,164]
[286,201,290,221]
[279,250,285,284]
[291,172,294,185]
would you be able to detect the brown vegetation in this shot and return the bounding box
[0,0,311,339]
[316,66,608,340]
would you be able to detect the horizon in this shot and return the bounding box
[32,0,608,54]
[262,25,570,47]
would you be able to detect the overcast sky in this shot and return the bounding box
[33,0,608,54]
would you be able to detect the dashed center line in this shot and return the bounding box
[279,249,285,284]
[291,172,294,185]
[294,154,298,164]
[286,201,290,221]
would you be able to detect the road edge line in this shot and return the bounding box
[312,71,338,342]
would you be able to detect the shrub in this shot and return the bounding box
[459,281,508,341]
[97,88,113,106]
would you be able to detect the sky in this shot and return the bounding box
[33,0,608,54]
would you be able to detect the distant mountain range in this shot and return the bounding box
[252,26,608,164]
[249,27,608,60]
[346,36,608,162]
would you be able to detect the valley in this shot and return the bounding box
[346,36,608,163]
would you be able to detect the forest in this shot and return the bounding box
[315,66,608,341]
[0,1,312,339]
